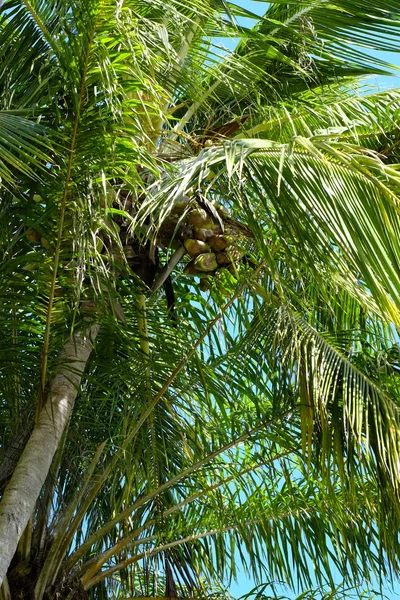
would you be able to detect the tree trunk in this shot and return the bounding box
[0,325,99,584]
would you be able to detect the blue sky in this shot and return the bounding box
[224,3,400,598]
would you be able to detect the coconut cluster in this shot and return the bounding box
[83,189,253,292]
[158,197,246,284]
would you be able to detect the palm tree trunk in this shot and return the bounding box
[0,324,99,584]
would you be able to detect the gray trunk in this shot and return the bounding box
[0,325,99,584]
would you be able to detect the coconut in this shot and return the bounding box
[188,209,216,230]
[183,260,211,278]
[188,208,209,228]
[217,247,244,264]
[184,238,210,257]
[194,252,218,272]
[208,234,231,252]
[229,246,245,261]
[194,228,214,242]
[216,252,229,265]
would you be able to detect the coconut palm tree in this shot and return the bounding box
[2,0,400,598]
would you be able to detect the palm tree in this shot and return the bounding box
[1,0,400,598]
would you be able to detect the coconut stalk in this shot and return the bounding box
[0,324,99,583]
[151,245,186,292]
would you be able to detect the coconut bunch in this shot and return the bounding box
[94,188,254,295]
[182,213,244,277]
[157,195,251,284]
